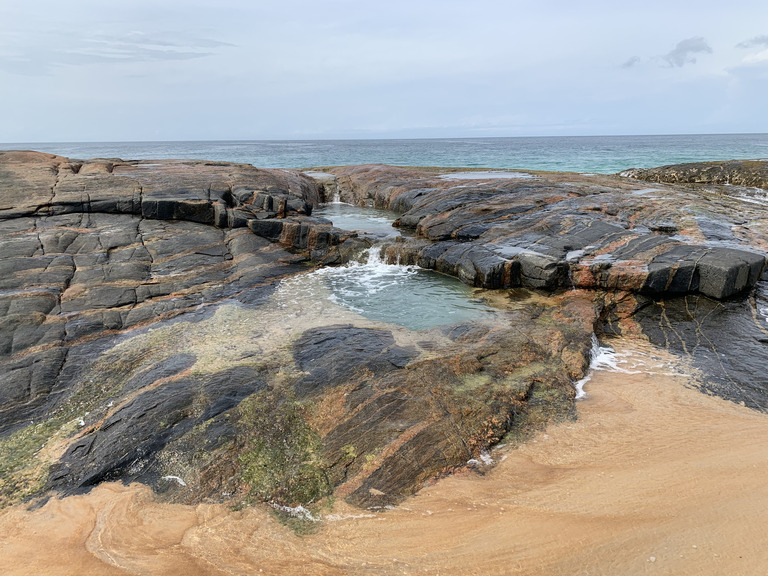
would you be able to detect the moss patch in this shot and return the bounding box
[0,417,80,506]
[237,388,331,508]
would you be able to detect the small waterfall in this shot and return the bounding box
[302,171,341,203]
[300,242,493,330]
[573,334,648,398]
[565,250,585,291]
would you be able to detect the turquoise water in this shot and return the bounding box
[307,248,495,331]
[310,203,491,330]
[3,134,768,174]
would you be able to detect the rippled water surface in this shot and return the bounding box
[316,250,494,330]
[5,133,767,173]
[280,248,494,331]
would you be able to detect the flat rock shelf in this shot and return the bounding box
[1,151,767,520]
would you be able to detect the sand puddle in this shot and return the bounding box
[3,336,768,575]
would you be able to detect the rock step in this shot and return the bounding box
[326,164,767,300]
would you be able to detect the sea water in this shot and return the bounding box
[285,202,494,331]
[3,133,768,174]
[312,247,494,331]
[314,202,402,238]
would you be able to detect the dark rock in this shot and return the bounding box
[292,325,417,397]
[325,165,766,298]
[696,249,765,299]
[46,366,267,493]
[633,281,768,412]
[0,347,68,435]
[619,159,768,190]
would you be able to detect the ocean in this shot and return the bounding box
[2,133,768,174]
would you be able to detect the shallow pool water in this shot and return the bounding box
[314,203,401,238]
[287,203,495,330]
[312,248,494,330]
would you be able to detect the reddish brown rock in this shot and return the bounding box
[324,164,766,299]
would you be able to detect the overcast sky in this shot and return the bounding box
[2,0,767,142]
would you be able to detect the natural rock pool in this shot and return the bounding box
[314,202,403,238]
[307,203,495,330]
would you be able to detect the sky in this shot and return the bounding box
[1,0,767,142]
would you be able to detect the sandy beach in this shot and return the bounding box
[2,335,767,576]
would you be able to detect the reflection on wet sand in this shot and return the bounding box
[3,336,768,576]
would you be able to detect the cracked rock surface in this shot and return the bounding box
[327,164,767,298]
[2,152,768,514]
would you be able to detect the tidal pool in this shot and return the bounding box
[289,203,495,330]
[311,249,494,330]
[314,202,402,238]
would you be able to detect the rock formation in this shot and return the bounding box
[326,164,766,299]
[1,152,766,516]
[619,159,768,190]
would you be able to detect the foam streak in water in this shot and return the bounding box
[574,334,639,399]
[307,245,494,331]
[573,334,693,399]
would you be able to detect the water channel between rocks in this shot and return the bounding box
[288,202,496,331]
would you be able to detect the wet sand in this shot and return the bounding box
[2,336,767,575]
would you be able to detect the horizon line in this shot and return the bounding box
[2,131,768,146]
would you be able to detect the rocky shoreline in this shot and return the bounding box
[1,151,767,514]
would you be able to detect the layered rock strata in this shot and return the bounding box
[2,152,767,515]
[325,164,767,299]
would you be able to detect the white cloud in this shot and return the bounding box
[0,29,234,76]
[742,49,768,65]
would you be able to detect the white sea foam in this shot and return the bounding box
[573,334,642,399]
[323,512,377,522]
[312,248,421,299]
[270,503,319,521]
[161,475,187,487]
[574,334,692,398]
[467,450,494,468]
